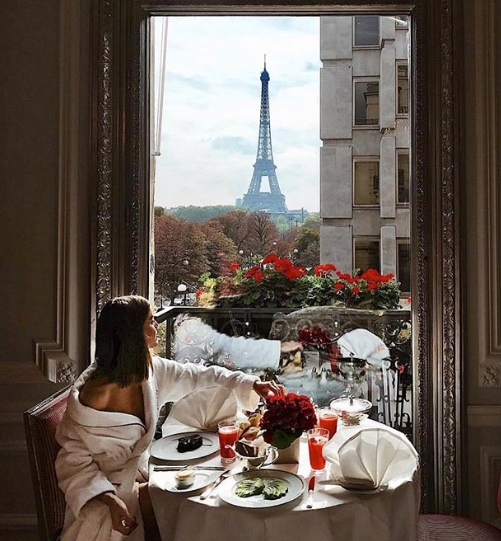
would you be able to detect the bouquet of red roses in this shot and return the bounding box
[260,392,317,449]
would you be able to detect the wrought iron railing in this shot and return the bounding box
[154,305,412,438]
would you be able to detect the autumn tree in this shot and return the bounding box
[294,226,320,269]
[207,210,252,252]
[198,221,239,277]
[154,215,208,305]
[247,211,280,256]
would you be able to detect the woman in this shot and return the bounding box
[55,295,283,541]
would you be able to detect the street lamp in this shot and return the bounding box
[177,283,188,305]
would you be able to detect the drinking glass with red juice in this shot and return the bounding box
[307,427,329,472]
[217,418,239,464]
[317,408,338,439]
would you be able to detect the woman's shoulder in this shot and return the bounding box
[78,376,114,410]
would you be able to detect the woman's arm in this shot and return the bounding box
[55,434,117,518]
[94,492,137,535]
[153,356,264,412]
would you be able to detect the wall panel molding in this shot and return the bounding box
[478,0,501,387]
[0,514,37,528]
[490,0,501,356]
[479,446,501,525]
[33,0,83,383]
[468,405,501,426]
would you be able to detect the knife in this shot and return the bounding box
[306,475,316,508]
[153,465,226,472]
[199,469,231,500]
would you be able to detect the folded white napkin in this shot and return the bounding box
[337,328,389,368]
[324,421,419,488]
[162,385,238,436]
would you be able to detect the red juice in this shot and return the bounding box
[318,411,338,439]
[218,425,239,462]
[307,437,327,471]
[307,427,329,472]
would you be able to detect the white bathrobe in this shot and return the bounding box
[55,355,260,541]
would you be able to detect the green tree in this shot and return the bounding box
[169,205,240,222]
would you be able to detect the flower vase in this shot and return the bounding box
[275,437,301,464]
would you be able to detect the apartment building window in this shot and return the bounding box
[354,81,379,126]
[354,160,380,206]
[397,152,410,204]
[354,238,380,272]
[397,240,411,294]
[353,16,380,47]
[397,64,409,115]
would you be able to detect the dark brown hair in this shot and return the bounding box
[94,295,152,387]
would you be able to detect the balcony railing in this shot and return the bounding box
[154,305,412,438]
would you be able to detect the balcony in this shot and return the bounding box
[155,305,412,439]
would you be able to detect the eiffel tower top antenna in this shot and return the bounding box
[242,58,288,214]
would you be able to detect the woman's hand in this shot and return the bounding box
[253,380,285,399]
[95,492,138,535]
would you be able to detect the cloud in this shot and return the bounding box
[153,15,320,212]
[210,136,255,155]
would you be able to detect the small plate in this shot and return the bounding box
[161,469,222,493]
[336,478,388,494]
[149,432,219,461]
[218,470,305,508]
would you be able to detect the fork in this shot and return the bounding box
[199,470,231,500]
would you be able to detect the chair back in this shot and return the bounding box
[24,386,70,541]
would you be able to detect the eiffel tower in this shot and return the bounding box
[242,58,288,214]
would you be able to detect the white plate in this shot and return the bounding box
[218,470,305,508]
[161,469,222,493]
[336,478,388,495]
[149,432,219,461]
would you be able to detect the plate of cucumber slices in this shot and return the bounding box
[218,470,305,508]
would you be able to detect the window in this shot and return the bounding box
[354,160,380,205]
[354,237,380,272]
[354,16,380,47]
[397,152,410,204]
[354,81,379,126]
[397,240,411,293]
[397,64,409,115]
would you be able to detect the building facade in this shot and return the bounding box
[319,15,410,292]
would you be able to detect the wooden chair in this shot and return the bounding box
[24,386,71,541]
[418,514,501,540]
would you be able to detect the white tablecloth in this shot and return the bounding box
[149,421,420,541]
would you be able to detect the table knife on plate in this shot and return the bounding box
[306,476,316,508]
[199,469,231,500]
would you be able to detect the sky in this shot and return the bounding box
[152,16,321,213]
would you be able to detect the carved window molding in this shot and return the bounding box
[92,0,462,514]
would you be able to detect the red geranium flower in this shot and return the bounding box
[314,263,338,276]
